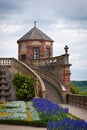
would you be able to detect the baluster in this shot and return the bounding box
[9,59,11,65]
[0,59,2,65]
[5,59,6,65]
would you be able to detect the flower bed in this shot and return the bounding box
[0,98,87,129]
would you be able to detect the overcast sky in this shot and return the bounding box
[0,0,87,80]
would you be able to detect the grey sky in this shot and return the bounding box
[0,0,87,80]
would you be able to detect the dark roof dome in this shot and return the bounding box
[17,26,54,43]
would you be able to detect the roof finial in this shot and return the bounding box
[34,21,36,27]
[64,45,69,54]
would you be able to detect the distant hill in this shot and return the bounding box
[72,81,87,92]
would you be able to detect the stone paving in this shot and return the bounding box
[0,125,46,130]
[61,104,87,121]
[0,104,87,130]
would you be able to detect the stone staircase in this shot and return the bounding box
[43,79,63,104]
[28,64,65,103]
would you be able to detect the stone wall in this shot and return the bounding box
[0,67,16,102]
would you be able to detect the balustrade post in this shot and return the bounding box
[62,46,71,94]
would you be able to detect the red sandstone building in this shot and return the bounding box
[0,23,71,103]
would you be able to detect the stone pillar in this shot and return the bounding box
[63,65,71,93]
[63,45,71,93]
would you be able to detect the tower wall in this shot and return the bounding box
[18,40,53,61]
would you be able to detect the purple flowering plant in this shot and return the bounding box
[32,98,87,129]
[32,98,68,122]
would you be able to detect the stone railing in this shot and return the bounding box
[0,58,12,66]
[67,94,87,109]
[26,54,69,66]
[0,58,46,98]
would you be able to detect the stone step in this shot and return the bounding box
[43,79,63,104]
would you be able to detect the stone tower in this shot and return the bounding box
[17,23,54,61]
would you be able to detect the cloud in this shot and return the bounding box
[71,69,87,80]
[0,0,87,24]
[0,0,87,80]
[46,20,87,80]
[0,23,22,34]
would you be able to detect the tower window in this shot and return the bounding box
[21,54,26,60]
[46,48,50,58]
[33,47,40,59]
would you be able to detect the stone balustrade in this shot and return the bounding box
[0,58,11,66]
[67,94,87,108]
[26,54,69,66]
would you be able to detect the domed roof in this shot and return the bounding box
[17,26,54,43]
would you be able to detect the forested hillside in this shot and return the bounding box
[72,81,87,92]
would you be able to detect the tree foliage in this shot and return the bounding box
[13,73,35,100]
[70,82,81,94]
[72,81,87,91]
[70,81,87,96]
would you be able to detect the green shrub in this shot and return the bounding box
[13,73,35,100]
